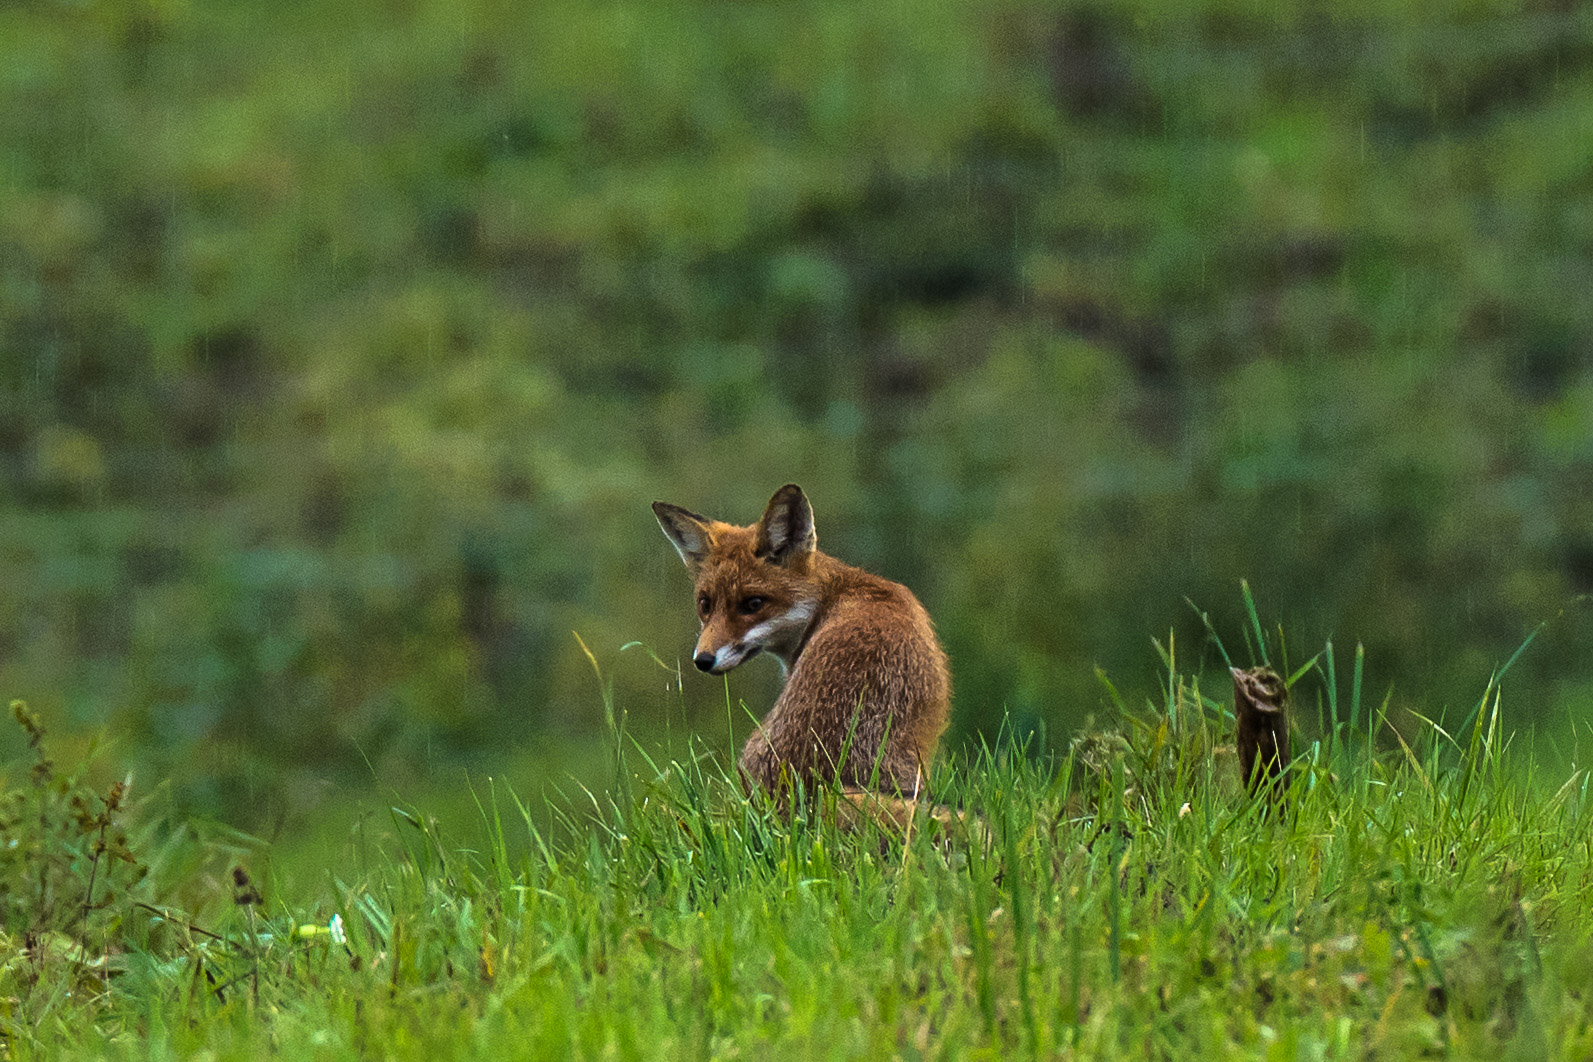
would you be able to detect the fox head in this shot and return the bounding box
[652,484,822,675]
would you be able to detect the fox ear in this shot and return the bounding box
[652,502,714,572]
[754,484,816,565]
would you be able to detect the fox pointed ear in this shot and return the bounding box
[652,501,714,572]
[754,484,816,565]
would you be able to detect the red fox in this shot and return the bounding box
[652,484,951,800]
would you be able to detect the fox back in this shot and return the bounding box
[653,484,951,796]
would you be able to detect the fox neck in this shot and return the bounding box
[757,553,861,673]
[748,554,851,675]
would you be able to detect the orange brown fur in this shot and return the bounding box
[653,485,951,798]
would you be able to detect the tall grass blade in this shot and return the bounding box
[1350,642,1365,735]
[1186,597,1234,669]
[1241,579,1268,665]
[1325,640,1339,748]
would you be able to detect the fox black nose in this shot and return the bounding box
[693,652,716,673]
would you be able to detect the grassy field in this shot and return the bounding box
[5,632,1593,1061]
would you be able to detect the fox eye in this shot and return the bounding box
[697,596,712,617]
[739,596,766,615]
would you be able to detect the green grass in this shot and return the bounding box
[6,641,1593,1061]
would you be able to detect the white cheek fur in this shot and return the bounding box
[741,619,778,644]
[702,600,817,673]
[741,600,816,666]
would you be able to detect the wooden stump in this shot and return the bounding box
[1231,666,1290,796]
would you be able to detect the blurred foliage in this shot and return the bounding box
[1,0,1591,819]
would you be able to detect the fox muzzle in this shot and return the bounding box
[694,642,761,675]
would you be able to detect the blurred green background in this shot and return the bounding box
[2,0,1591,827]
